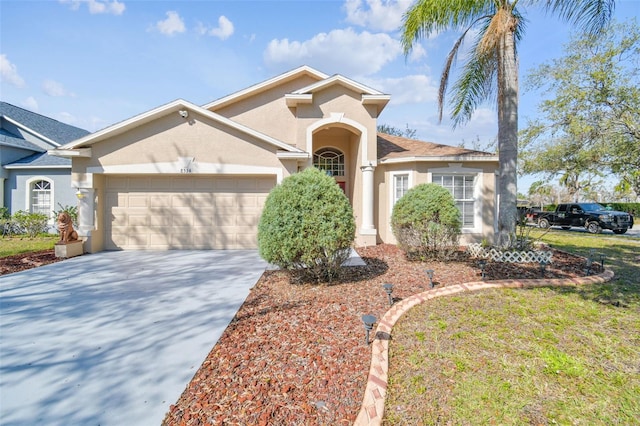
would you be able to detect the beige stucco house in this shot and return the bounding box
[50,66,499,253]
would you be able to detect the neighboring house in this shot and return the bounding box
[0,102,90,226]
[50,66,499,253]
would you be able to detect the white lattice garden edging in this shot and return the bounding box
[467,243,553,263]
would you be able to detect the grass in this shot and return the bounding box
[0,234,58,257]
[384,229,640,425]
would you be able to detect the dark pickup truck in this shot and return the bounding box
[527,203,634,234]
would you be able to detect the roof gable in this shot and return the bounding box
[0,102,89,147]
[4,152,70,169]
[54,99,305,155]
[285,74,390,114]
[203,65,329,111]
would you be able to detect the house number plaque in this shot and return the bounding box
[178,157,195,174]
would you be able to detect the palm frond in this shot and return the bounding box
[543,0,615,35]
[450,46,498,127]
[401,0,495,55]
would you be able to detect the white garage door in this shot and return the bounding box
[104,175,275,250]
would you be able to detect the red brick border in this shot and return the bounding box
[353,269,615,425]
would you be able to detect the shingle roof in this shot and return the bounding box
[3,152,71,168]
[377,132,496,161]
[0,102,90,146]
[0,128,46,152]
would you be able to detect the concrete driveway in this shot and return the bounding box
[0,250,267,426]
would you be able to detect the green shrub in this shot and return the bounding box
[53,203,78,227]
[391,183,461,260]
[258,167,355,283]
[12,210,49,238]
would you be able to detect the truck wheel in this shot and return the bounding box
[587,222,601,234]
[613,229,627,234]
[538,218,550,229]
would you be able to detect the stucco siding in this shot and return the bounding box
[376,161,499,246]
[6,169,75,220]
[211,76,320,147]
[80,113,283,170]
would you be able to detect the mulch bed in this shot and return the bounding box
[0,249,62,276]
[162,244,592,426]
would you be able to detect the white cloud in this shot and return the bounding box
[0,54,26,88]
[264,28,401,77]
[56,111,78,125]
[196,16,235,40]
[343,0,413,32]
[59,0,125,15]
[153,11,185,36]
[367,74,438,105]
[22,97,39,111]
[210,16,234,40]
[43,79,75,97]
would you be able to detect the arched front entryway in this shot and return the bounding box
[305,115,376,246]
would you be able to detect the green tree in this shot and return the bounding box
[377,123,418,139]
[401,0,614,245]
[520,19,639,198]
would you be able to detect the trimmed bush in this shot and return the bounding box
[258,167,356,283]
[391,183,461,260]
[12,210,49,238]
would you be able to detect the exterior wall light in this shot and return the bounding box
[382,283,394,306]
[75,189,85,200]
[361,314,376,345]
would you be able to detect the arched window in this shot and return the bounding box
[313,147,345,177]
[30,179,52,216]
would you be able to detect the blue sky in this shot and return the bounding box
[1,0,638,192]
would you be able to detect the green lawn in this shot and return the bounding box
[384,230,640,425]
[0,235,58,257]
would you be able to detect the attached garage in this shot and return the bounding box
[104,175,276,250]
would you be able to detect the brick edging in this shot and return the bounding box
[353,269,615,426]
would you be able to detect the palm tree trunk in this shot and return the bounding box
[496,18,519,246]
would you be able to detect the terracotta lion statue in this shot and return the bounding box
[57,212,78,243]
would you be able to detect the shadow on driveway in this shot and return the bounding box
[0,250,266,426]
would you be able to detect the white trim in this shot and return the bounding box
[388,171,413,232]
[276,151,310,160]
[86,162,285,183]
[306,114,370,167]
[292,74,385,96]
[2,116,61,147]
[203,65,329,110]
[48,148,92,158]
[430,172,482,234]
[4,164,70,169]
[57,99,303,155]
[389,170,413,209]
[25,176,55,220]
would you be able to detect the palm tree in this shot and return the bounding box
[401,0,615,246]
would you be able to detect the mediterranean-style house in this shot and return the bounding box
[50,66,499,253]
[1,102,89,225]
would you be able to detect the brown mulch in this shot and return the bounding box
[161,244,592,426]
[0,249,62,276]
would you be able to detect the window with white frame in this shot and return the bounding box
[432,174,476,227]
[313,147,345,177]
[393,173,409,204]
[30,179,52,216]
